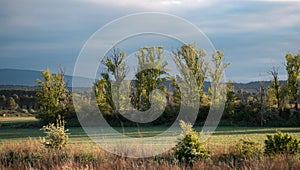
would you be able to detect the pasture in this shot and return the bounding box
[1,117,300,147]
[1,117,300,169]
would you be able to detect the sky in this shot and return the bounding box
[1,0,300,83]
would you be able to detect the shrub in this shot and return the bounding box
[264,131,300,156]
[74,152,98,164]
[0,139,44,167]
[174,120,210,166]
[229,139,262,159]
[40,115,69,149]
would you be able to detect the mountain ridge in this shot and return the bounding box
[0,69,286,92]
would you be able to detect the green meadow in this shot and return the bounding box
[1,117,300,147]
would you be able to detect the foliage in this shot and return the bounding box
[6,97,18,111]
[224,80,238,118]
[285,53,300,109]
[132,46,168,111]
[94,75,113,115]
[217,139,262,168]
[95,48,128,115]
[74,152,98,164]
[228,139,262,160]
[174,120,210,166]
[264,131,300,156]
[268,67,285,112]
[40,116,69,149]
[0,89,37,110]
[1,138,300,170]
[206,50,229,104]
[173,44,207,107]
[36,69,74,125]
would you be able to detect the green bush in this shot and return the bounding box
[229,139,262,159]
[40,115,69,149]
[174,120,210,166]
[264,131,300,156]
[217,139,261,168]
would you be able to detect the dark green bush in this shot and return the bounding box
[264,131,300,156]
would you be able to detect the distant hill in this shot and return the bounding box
[233,81,287,93]
[0,69,72,87]
[0,69,287,92]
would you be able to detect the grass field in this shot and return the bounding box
[1,117,300,169]
[1,117,300,147]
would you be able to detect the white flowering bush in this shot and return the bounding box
[40,115,69,149]
[174,120,210,166]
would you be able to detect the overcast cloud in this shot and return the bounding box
[0,0,300,82]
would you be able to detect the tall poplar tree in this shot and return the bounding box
[173,44,207,103]
[285,53,300,109]
[95,48,128,114]
[132,46,168,111]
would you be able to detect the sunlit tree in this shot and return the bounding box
[132,46,168,111]
[36,69,73,125]
[285,53,300,109]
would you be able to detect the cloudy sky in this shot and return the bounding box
[1,0,300,83]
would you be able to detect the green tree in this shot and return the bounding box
[95,48,128,115]
[205,51,229,126]
[173,44,207,105]
[95,75,112,115]
[132,46,168,111]
[285,53,300,109]
[206,50,229,104]
[268,67,286,112]
[12,94,19,101]
[258,82,268,126]
[6,96,18,111]
[36,69,73,125]
[224,80,238,118]
[0,95,6,110]
[104,48,128,112]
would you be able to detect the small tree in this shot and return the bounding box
[268,67,287,113]
[0,95,6,110]
[40,115,69,149]
[6,97,18,111]
[11,94,19,101]
[36,69,73,125]
[174,120,210,167]
[95,47,128,114]
[224,80,238,118]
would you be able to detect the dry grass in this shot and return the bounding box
[0,138,300,170]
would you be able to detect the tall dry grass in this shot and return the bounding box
[0,138,300,170]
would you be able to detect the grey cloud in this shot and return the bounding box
[0,0,300,82]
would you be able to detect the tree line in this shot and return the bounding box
[1,44,299,127]
[0,89,37,112]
